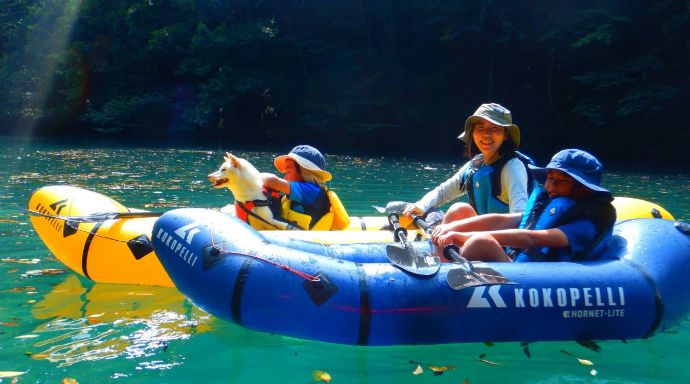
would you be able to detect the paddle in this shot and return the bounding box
[385,212,441,276]
[26,209,163,224]
[410,215,513,289]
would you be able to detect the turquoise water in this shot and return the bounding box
[1,139,689,383]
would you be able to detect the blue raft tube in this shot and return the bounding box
[151,208,690,346]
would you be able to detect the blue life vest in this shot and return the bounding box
[513,188,616,262]
[463,151,535,214]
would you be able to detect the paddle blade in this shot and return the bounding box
[446,266,513,290]
[386,245,441,276]
[372,201,411,214]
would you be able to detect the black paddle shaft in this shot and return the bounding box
[388,213,409,244]
[411,215,431,234]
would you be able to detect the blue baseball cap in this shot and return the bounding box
[528,149,609,194]
[274,145,332,182]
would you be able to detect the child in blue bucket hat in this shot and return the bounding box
[431,149,616,262]
[261,145,333,229]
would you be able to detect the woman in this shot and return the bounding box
[261,144,333,229]
[404,103,533,225]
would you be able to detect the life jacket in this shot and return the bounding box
[463,151,536,214]
[234,187,286,230]
[513,188,616,262]
[280,187,351,230]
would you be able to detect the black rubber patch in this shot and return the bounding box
[63,220,78,237]
[202,244,226,270]
[127,234,153,260]
[651,208,662,219]
[675,221,690,235]
[303,272,339,306]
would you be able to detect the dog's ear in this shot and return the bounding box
[224,152,232,161]
[228,154,241,169]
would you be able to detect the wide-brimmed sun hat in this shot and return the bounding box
[274,145,332,182]
[458,103,521,147]
[528,149,610,194]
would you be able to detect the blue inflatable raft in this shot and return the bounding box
[151,208,690,345]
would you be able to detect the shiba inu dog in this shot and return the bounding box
[207,153,291,230]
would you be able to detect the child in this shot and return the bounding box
[261,145,332,229]
[432,149,616,262]
[404,103,533,225]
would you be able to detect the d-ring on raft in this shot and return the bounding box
[151,207,690,345]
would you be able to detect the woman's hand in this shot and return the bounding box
[403,203,424,218]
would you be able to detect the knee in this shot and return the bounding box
[462,234,506,261]
[464,233,497,249]
[443,203,477,223]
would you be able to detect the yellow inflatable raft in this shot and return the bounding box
[28,185,674,288]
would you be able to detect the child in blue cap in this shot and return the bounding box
[261,145,332,229]
[432,149,616,262]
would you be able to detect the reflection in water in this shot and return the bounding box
[28,275,213,367]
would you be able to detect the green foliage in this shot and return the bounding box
[0,0,688,165]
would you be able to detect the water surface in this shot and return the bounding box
[1,139,688,383]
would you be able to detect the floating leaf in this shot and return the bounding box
[62,378,79,384]
[22,268,67,277]
[428,365,455,372]
[311,370,331,383]
[412,365,423,375]
[577,358,594,366]
[478,358,502,366]
[2,258,40,264]
[0,372,25,378]
[1,286,36,293]
[1,322,19,327]
[15,334,38,339]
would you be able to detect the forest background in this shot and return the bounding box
[1,1,689,167]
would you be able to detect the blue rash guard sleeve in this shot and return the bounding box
[287,182,323,212]
[556,219,598,260]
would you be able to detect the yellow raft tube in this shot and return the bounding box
[28,185,674,288]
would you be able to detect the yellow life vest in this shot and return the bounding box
[280,189,350,230]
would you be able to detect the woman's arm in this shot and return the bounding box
[405,163,470,216]
[501,159,529,213]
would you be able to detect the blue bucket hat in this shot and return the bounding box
[274,145,332,182]
[528,149,609,194]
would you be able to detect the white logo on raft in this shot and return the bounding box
[156,227,198,267]
[467,286,626,318]
[174,222,202,244]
